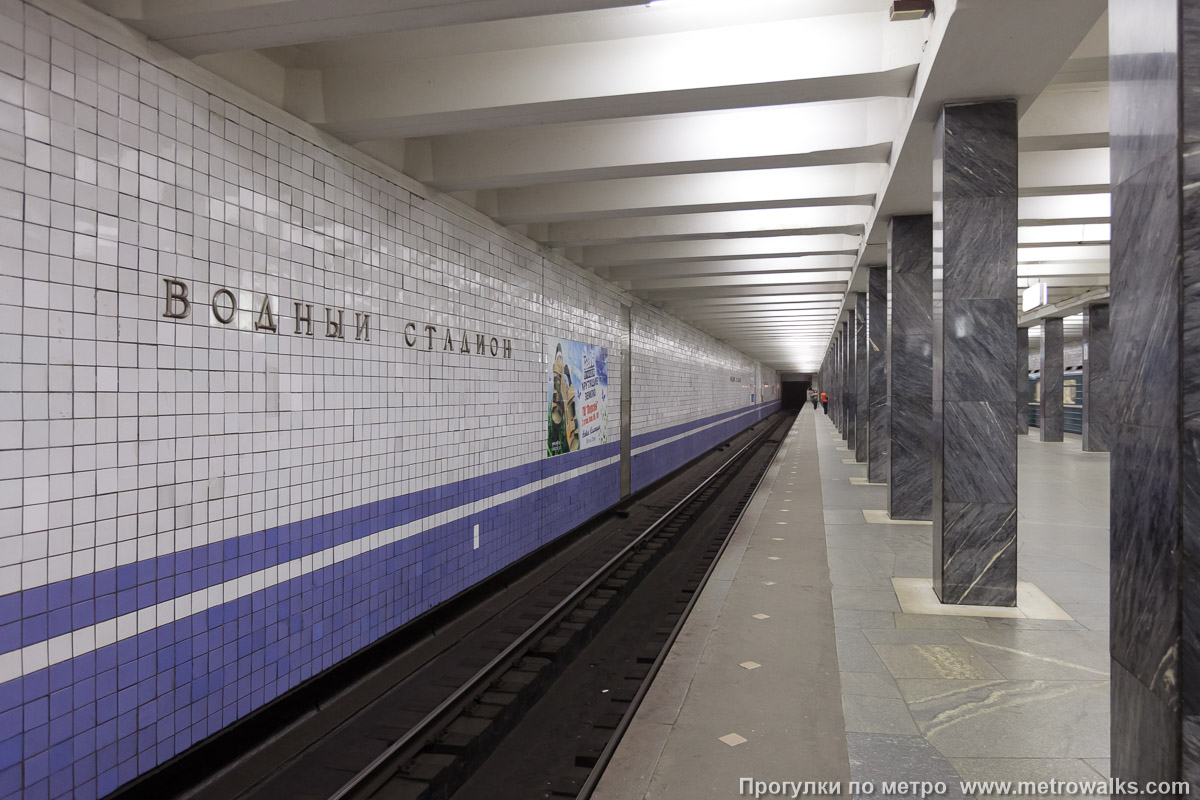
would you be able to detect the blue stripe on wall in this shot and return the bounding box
[0,400,779,800]
[0,441,617,661]
[1,403,771,660]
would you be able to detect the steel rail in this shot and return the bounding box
[328,413,786,800]
[576,408,798,798]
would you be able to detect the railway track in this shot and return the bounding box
[191,410,797,800]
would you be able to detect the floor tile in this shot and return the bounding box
[955,630,1109,679]
[863,509,932,526]
[899,679,1109,759]
[862,628,968,646]
[892,577,1072,621]
[841,694,919,735]
[873,644,1005,680]
[895,614,990,630]
[834,609,896,629]
[833,587,903,612]
[836,629,890,673]
[839,671,903,699]
[845,733,972,800]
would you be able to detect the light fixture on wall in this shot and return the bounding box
[889,0,934,21]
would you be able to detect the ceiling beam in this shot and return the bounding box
[638,283,850,301]
[1016,276,1110,289]
[675,305,843,318]
[91,0,651,56]
[1018,84,1108,151]
[602,256,856,282]
[418,99,901,190]
[305,16,925,139]
[1018,288,1111,327]
[1017,148,1110,196]
[584,235,862,268]
[820,0,1106,355]
[662,293,846,309]
[542,206,872,248]
[627,271,853,291]
[489,163,885,224]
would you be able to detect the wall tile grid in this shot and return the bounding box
[629,305,777,492]
[0,2,782,798]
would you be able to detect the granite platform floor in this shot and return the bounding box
[592,409,1111,800]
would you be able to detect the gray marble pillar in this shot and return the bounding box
[820,356,827,415]
[868,267,889,484]
[845,316,857,449]
[931,101,1018,607]
[1082,303,1111,452]
[840,326,847,433]
[835,331,844,431]
[827,343,833,420]
[1039,318,1064,443]
[1017,326,1030,435]
[832,333,839,427]
[887,215,933,521]
[834,332,841,428]
[835,330,843,430]
[1109,0,1199,782]
[854,292,868,463]
[841,326,848,432]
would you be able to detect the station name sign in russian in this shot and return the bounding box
[162,278,514,358]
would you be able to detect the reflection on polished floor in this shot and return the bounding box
[593,410,1111,799]
[819,416,1111,799]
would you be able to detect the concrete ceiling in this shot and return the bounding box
[87,0,1109,373]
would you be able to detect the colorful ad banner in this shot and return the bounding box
[547,338,609,457]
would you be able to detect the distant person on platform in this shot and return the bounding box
[820,391,829,414]
[808,388,819,409]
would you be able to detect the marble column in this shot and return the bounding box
[1082,303,1111,452]
[868,267,889,484]
[1108,0,1200,782]
[833,332,840,427]
[827,341,833,419]
[931,101,1018,607]
[854,292,868,463]
[818,359,823,412]
[835,331,844,429]
[839,329,846,430]
[845,316,857,449]
[887,215,933,521]
[834,330,843,430]
[1039,317,1064,443]
[839,325,847,433]
[832,333,839,427]
[1017,326,1030,435]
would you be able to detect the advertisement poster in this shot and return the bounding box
[547,338,609,457]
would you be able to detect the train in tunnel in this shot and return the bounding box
[1027,368,1084,434]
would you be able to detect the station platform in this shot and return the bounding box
[594,409,1111,800]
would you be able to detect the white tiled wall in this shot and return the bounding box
[631,304,760,437]
[0,1,783,798]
